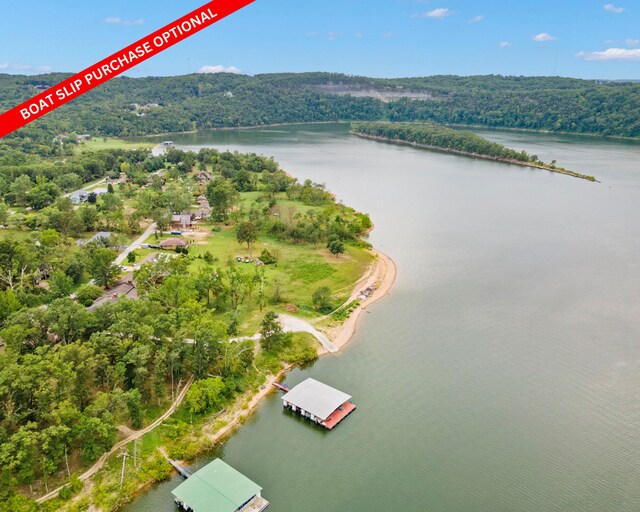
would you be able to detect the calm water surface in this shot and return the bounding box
[128,124,640,512]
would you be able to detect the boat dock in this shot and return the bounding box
[171,458,269,512]
[166,457,192,479]
[321,401,357,429]
[272,382,290,392]
[273,378,356,430]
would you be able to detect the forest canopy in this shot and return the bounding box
[2,72,640,138]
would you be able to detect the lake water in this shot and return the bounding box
[128,124,640,512]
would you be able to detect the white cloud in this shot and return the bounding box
[532,32,557,42]
[604,4,624,13]
[305,31,318,37]
[382,32,394,38]
[198,65,242,74]
[414,8,452,19]
[576,47,640,61]
[105,16,144,26]
[0,63,52,73]
[498,41,511,48]
[625,38,640,47]
[327,32,338,41]
[469,15,484,24]
[354,32,363,39]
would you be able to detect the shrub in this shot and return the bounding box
[75,284,103,306]
[312,286,333,313]
[59,486,72,501]
[259,248,277,265]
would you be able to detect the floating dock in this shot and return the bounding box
[273,378,356,430]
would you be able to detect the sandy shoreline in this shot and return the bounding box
[66,249,397,510]
[166,249,396,459]
[211,249,396,419]
[323,250,397,352]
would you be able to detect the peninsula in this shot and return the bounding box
[0,135,396,512]
[351,122,597,182]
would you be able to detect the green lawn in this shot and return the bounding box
[142,225,373,335]
[238,192,319,219]
[0,228,35,241]
[78,138,154,152]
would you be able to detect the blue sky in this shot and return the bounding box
[1,0,639,79]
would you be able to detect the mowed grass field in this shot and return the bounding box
[0,228,35,241]
[78,138,154,152]
[145,226,373,334]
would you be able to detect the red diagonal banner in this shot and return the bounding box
[0,0,254,138]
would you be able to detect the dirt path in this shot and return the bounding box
[45,250,397,508]
[278,313,339,353]
[36,376,194,504]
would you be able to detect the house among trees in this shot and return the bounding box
[196,170,213,181]
[171,214,193,230]
[159,238,188,250]
[88,274,138,311]
[87,231,112,244]
[70,192,88,204]
[188,208,210,221]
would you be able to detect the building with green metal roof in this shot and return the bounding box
[172,459,268,512]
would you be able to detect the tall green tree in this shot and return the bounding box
[236,221,258,257]
[87,247,119,288]
[206,178,239,220]
[44,298,94,345]
[260,311,290,352]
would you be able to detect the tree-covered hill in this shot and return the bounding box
[1,72,640,138]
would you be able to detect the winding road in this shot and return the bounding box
[228,315,339,353]
[35,375,194,504]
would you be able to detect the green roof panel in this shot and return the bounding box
[172,459,262,512]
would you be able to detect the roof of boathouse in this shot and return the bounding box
[281,378,351,420]
[171,459,261,512]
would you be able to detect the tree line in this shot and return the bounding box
[352,121,537,162]
[2,72,640,138]
[351,122,597,181]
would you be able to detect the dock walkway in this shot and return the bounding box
[165,456,192,479]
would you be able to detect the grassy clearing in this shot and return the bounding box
[0,228,36,241]
[78,138,154,152]
[144,224,372,334]
[238,192,318,219]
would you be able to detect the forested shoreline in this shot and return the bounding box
[2,72,640,139]
[0,134,375,511]
[0,69,632,510]
[351,122,597,182]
